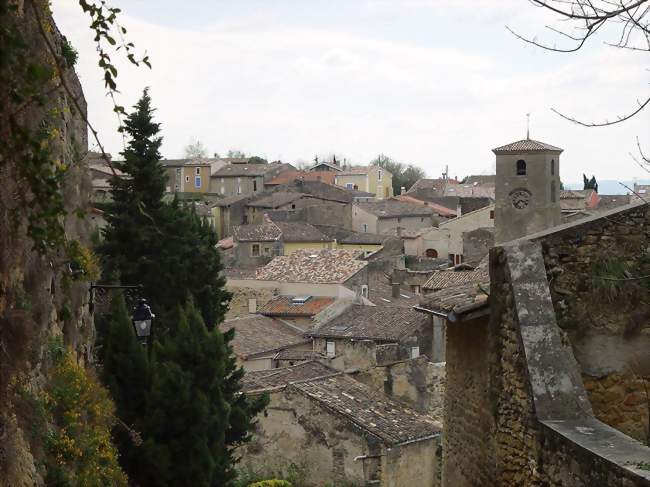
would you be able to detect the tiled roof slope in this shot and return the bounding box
[256,249,367,283]
[406,178,454,197]
[213,164,271,177]
[292,374,441,445]
[160,158,213,167]
[233,221,281,242]
[423,268,489,291]
[393,195,457,218]
[266,170,336,186]
[419,281,490,316]
[356,200,435,218]
[281,180,354,203]
[220,315,307,358]
[241,361,336,393]
[314,225,386,245]
[492,138,563,154]
[274,221,332,242]
[259,296,335,317]
[247,191,307,208]
[310,305,428,340]
[464,175,496,185]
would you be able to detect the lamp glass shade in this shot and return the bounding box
[133,319,152,338]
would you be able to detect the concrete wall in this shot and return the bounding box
[383,439,438,487]
[495,151,561,244]
[352,205,379,233]
[377,216,436,236]
[225,286,279,320]
[462,227,494,266]
[233,241,280,268]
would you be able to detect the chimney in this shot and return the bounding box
[392,282,401,299]
[248,298,257,314]
[400,186,406,195]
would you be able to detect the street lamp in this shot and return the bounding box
[132,299,155,344]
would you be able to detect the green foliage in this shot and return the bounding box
[235,461,309,487]
[100,90,230,330]
[583,173,598,192]
[248,156,268,164]
[61,36,78,68]
[249,481,293,487]
[36,348,129,486]
[370,154,426,195]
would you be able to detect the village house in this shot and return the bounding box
[309,157,344,172]
[241,368,441,487]
[352,200,438,235]
[314,225,388,254]
[245,191,320,223]
[334,165,394,199]
[310,305,433,370]
[220,314,310,371]
[161,158,221,194]
[264,169,336,188]
[258,295,338,331]
[227,249,371,301]
[417,203,495,263]
[211,162,293,197]
[85,151,124,202]
[210,194,250,238]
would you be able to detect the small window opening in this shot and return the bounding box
[516,159,527,176]
[551,159,555,176]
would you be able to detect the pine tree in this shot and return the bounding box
[133,299,267,486]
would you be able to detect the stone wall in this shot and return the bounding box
[225,286,279,320]
[535,202,650,443]
[354,357,445,420]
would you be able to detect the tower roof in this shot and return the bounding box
[492,139,563,154]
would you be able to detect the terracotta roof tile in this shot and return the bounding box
[241,361,336,392]
[220,315,307,358]
[492,138,563,154]
[419,281,490,316]
[259,296,336,317]
[356,200,435,218]
[310,305,428,341]
[291,374,441,445]
[247,192,307,208]
[233,222,282,242]
[256,249,367,284]
[274,221,332,242]
[423,268,489,291]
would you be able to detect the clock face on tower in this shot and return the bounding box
[510,189,531,209]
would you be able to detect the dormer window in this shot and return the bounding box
[516,159,526,176]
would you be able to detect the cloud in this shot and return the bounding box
[53,0,649,184]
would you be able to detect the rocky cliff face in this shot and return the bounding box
[0,4,95,485]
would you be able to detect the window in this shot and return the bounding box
[362,223,368,233]
[397,217,401,223]
[195,167,201,175]
[378,169,382,181]
[263,246,270,256]
[326,341,336,357]
[251,244,260,257]
[551,180,557,203]
[448,253,455,264]
[551,159,555,176]
[420,217,424,222]
[346,183,354,190]
[410,346,420,359]
[361,285,369,298]
[490,210,495,220]
[253,180,257,192]
[237,177,242,195]
[185,176,190,183]
[194,176,202,188]
[425,249,438,258]
[516,159,526,176]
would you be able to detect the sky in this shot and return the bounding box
[53,0,649,185]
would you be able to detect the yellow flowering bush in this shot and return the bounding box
[43,350,128,486]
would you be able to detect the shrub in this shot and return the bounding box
[249,481,293,487]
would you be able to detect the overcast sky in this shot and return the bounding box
[54,0,649,185]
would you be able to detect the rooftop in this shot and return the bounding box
[211,194,250,207]
[492,138,563,154]
[233,221,282,242]
[356,200,435,218]
[265,170,336,186]
[423,268,490,291]
[292,374,441,446]
[247,191,307,208]
[314,225,387,245]
[406,178,455,198]
[393,195,457,218]
[160,158,214,167]
[212,164,271,177]
[418,280,490,318]
[274,221,332,242]
[368,276,416,308]
[220,315,307,359]
[256,249,367,284]
[241,361,337,393]
[259,296,336,317]
[311,304,429,341]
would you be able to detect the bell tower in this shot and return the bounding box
[493,137,563,244]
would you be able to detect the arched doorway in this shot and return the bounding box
[425,248,438,258]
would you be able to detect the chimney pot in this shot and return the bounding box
[392,283,400,299]
[248,298,257,314]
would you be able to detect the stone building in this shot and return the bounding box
[352,200,438,235]
[241,367,441,487]
[161,158,218,194]
[310,305,433,370]
[418,200,650,486]
[211,162,293,197]
[493,137,562,244]
[258,295,338,331]
[334,165,394,199]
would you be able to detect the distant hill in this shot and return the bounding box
[563,179,650,195]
